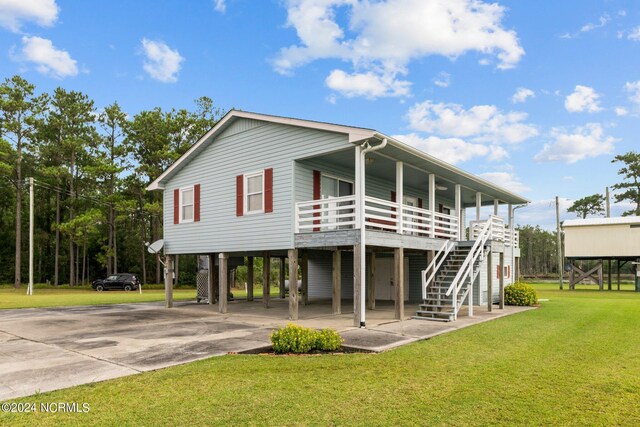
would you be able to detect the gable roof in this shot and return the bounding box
[147,109,375,191]
[146,110,529,205]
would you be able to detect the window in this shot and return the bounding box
[245,171,264,214]
[180,187,194,222]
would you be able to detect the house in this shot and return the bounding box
[148,110,528,326]
[563,217,640,291]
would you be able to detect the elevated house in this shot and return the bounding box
[148,110,527,326]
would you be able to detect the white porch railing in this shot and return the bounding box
[295,195,459,240]
[470,215,518,247]
[295,195,357,233]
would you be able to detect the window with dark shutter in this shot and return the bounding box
[194,184,201,222]
[174,189,179,224]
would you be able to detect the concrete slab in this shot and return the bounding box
[0,298,535,401]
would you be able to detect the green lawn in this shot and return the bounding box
[2,284,640,425]
[0,287,196,309]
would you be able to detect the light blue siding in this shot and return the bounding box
[163,120,351,254]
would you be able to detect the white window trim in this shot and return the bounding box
[179,186,194,224]
[244,170,265,215]
[320,173,354,199]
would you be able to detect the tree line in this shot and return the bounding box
[2,74,639,288]
[1,75,224,287]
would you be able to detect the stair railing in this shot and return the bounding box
[445,219,492,319]
[421,240,455,300]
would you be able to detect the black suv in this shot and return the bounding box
[92,274,140,291]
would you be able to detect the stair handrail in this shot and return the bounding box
[421,240,454,300]
[445,219,492,298]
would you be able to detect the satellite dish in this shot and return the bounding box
[147,239,164,254]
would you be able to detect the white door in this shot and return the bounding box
[373,257,409,301]
[403,196,418,235]
[321,175,354,229]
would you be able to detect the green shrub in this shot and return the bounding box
[270,324,344,354]
[271,324,317,354]
[504,282,538,306]
[315,328,344,351]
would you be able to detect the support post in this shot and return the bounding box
[367,251,376,310]
[454,184,461,240]
[301,251,309,305]
[487,250,493,312]
[617,259,621,291]
[288,249,299,320]
[493,199,499,216]
[396,161,403,234]
[476,192,482,221]
[164,255,174,308]
[279,257,286,298]
[218,253,228,313]
[499,252,505,309]
[468,264,474,317]
[332,250,341,314]
[263,252,270,308]
[429,174,436,238]
[556,196,563,290]
[208,254,215,305]
[28,177,34,296]
[394,247,404,320]
[598,260,603,291]
[353,244,364,327]
[607,259,612,291]
[247,256,254,302]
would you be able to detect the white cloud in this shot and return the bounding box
[394,133,499,165]
[562,176,574,181]
[514,198,574,229]
[627,26,640,41]
[614,106,628,116]
[274,0,524,98]
[141,38,184,83]
[580,14,610,33]
[433,72,451,88]
[624,81,640,106]
[406,100,538,145]
[325,69,410,98]
[14,36,78,78]
[0,0,58,32]
[479,171,531,193]
[213,0,226,13]
[512,87,535,104]
[534,123,616,164]
[564,85,603,113]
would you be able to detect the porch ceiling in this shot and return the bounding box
[375,143,528,206]
[302,146,527,207]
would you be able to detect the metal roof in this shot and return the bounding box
[147,110,530,205]
[563,216,640,227]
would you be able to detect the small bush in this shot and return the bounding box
[271,324,317,354]
[315,328,344,351]
[270,324,344,354]
[504,282,538,306]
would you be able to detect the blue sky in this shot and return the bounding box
[1,0,639,228]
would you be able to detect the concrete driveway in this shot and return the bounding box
[0,299,533,401]
[0,302,272,401]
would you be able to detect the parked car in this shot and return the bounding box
[92,274,140,291]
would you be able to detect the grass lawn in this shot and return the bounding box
[0,287,196,309]
[2,283,640,425]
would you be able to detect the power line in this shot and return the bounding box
[27,178,163,219]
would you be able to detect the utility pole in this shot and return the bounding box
[556,196,563,290]
[605,187,610,218]
[28,177,34,296]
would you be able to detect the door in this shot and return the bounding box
[403,196,418,235]
[104,275,119,289]
[321,175,354,229]
[373,257,410,301]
